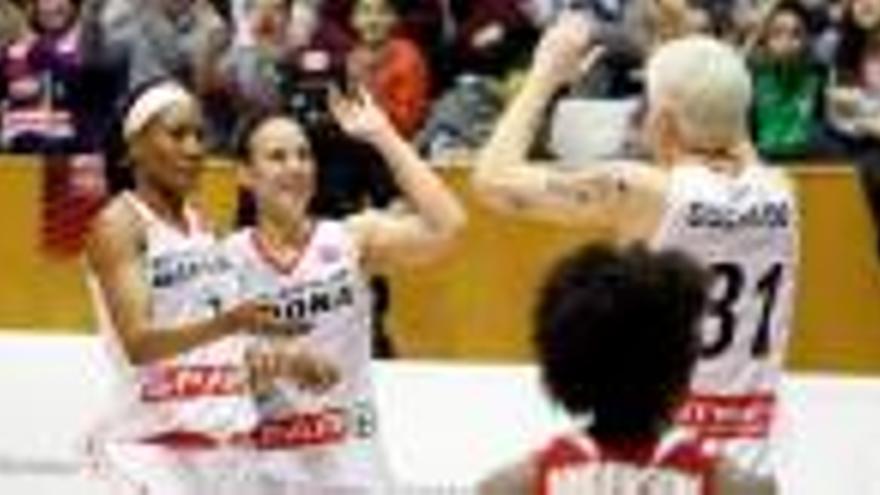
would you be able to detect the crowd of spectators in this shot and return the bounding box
[1,0,879,248]
[0,0,877,162]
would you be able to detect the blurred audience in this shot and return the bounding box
[750,0,827,160]
[0,0,27,50]
[1,0,109,152]
[347,0,431,138]
[826,0,880,256]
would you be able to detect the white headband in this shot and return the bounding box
[123,82,194,141]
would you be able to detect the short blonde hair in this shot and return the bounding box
[646,36,752,150]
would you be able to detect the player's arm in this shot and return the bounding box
[85,201,279,366]
[478,457,535,495]
[473,13,635,228]
[330,87,466,272]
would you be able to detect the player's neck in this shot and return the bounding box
[588,421,665,449]
[257,214,312,255]
[671,141,755,175]
[134,183,187,230]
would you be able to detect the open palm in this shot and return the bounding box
[329,87,394,144]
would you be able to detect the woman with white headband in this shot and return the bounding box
[83,80,324,494]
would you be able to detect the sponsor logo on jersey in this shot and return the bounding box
[150,251,233,289]
[140,364,246,402]
[677,393,775,439]
[246,399,378,448]
[263,268,357,326]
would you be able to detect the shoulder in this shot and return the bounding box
[748,164,798,199]
[91,195,142,242]
[86,194,146,267]
[220,227,252,253]
[319,218,360,248]
[592,161,671,224]
[479,457,535,495]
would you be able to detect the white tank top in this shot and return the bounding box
[222,221,387,486]
[87,192,253,441]
[650,163,799,474]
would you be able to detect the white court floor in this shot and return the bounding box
[0,332,879,494]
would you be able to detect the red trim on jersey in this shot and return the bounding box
[249,225,316,276]
[140,407,349,450]
[141,430,220,449]
[535,436,595,495]
[535,433,716,495]
[677,392,775,439]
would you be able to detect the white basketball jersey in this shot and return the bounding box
[223,221,388,489]
[87,192,253,442]
[650,163,799,474]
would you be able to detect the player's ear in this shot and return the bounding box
[648,104,679,165]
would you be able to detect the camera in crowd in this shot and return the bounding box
[283,50,350,134]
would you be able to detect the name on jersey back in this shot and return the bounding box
[686,201,791,231]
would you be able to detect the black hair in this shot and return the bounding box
[534,243,708,442]
[758,1,813,57]
[231,110,299,163]
[835,0,880,84]
[27,0,83,34]
[766,0,812,35]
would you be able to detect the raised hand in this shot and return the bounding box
[328,86,395,146]
[529,12,601,90]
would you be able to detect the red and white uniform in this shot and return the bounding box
[85,192,254,494]
[650,163,799,475]
[535,429,716,495]
[222,221,390,492]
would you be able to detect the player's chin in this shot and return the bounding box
[172,168,201,194]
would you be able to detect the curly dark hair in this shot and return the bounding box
[534,243,708,442]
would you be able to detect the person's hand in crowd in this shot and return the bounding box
[829,87,867,118]
[471,22,506,50]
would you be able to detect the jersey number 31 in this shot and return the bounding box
[702,262,785,359]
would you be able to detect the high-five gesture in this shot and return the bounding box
[530,13,602,91]
[329,86,395,146]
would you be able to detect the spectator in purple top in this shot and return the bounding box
[0,0,104,152]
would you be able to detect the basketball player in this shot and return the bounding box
[479,243,767,495]
[221,86,466,492]
[83,80,301,494]
[473,14,798,492]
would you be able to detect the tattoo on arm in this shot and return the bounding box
[544,176,593,204]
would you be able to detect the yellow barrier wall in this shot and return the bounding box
[1,158,878,372]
